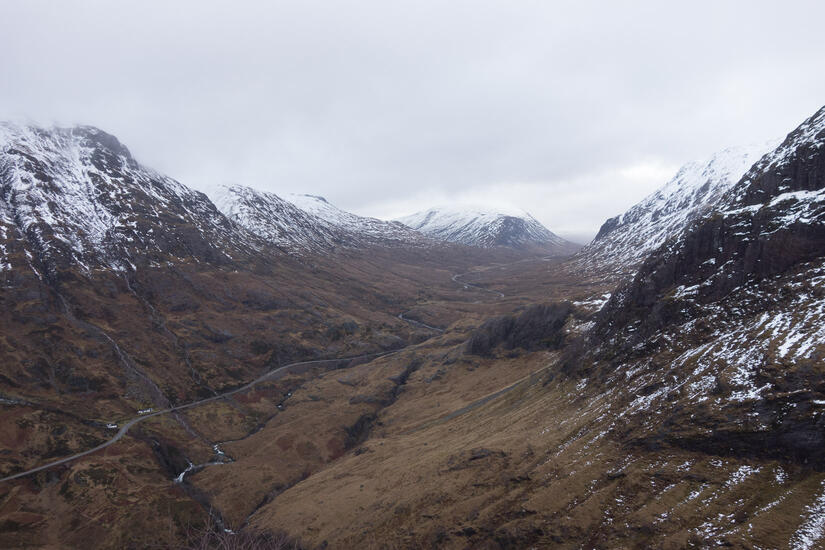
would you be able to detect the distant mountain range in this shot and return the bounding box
[215,189,580,256]
[0,122,578,273]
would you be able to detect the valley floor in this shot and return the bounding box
[1,252,823,549]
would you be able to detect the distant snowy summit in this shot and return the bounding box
[397,206,579,254]
[575,140,779,275]
[218,188,579,255]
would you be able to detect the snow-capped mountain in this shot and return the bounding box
[576,141,778,276]
[0,123,248,277]
[0,121,434,279]
[213,185,428,253]
[397,206,577,253]
[601,104,825,324]
[286,193,428,246]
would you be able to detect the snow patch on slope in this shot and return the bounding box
[791,479,825,550]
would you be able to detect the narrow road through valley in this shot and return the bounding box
[397,311,444,333]
[451,272,506,298]
[0,350,399,483]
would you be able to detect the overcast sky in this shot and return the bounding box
[2,1,825,243]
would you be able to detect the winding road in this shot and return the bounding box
[451,272,505,298]
[397,311,444,333]
[0,266,507,484]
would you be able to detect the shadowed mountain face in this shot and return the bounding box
[596,105,825,337]
[1,107,825,549]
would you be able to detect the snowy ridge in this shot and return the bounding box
[213,186,429,253]
[397,205,574,252]
[577,141,777,275]
[213,185,345,254]
[600,105,825,322]
[656,106,825,296]
[0,122,247,275]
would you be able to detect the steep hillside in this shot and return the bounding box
[579,104,825,461]
[398,205,578,254]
